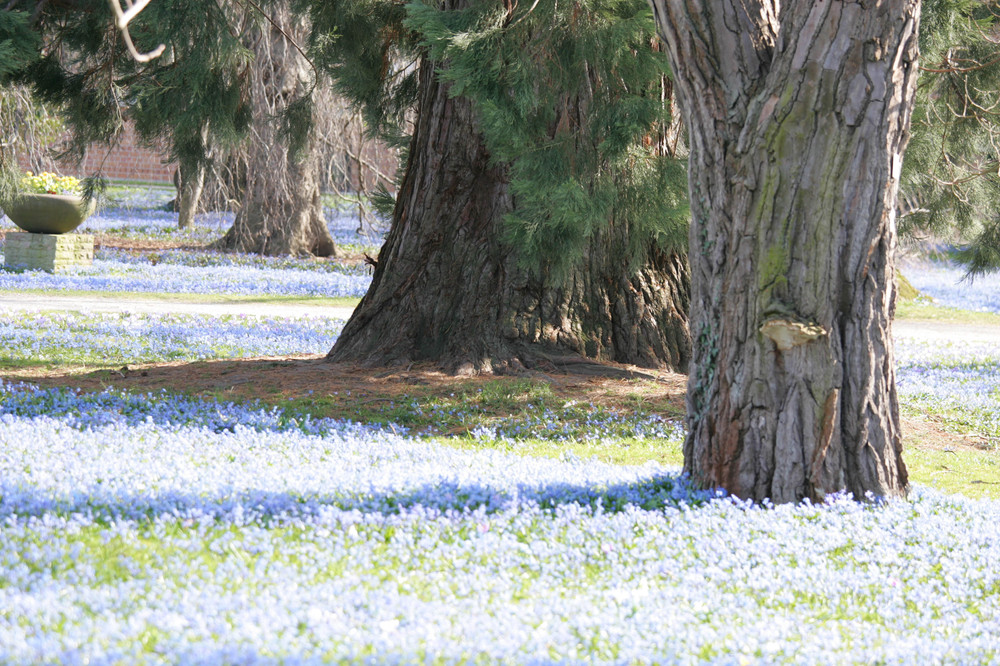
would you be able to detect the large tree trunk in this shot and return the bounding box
[650,1,920,502]
[327,56,690,374]
[212,6,335,257]
[213,146,334,256]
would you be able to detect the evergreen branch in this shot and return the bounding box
[506,0,541,29]
[920,50,1000,74]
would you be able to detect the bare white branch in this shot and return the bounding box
[107,0,165,63]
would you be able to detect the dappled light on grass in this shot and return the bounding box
[0,311,343,364]
[0,195,998,661]
[896,337,1000,445]
[1,383,999,664]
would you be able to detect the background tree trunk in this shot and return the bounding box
[212,5,335,257]
[327,57,690,374]
[650,0,920,502]
[214,145,334,256]
[176,160,204,230]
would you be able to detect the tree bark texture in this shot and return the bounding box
[649,0,919,502]
[212,8,335,257]
[327,56,690,374]
[176,159,205,230]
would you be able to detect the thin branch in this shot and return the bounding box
[106,0,165,62]
[919,51,1000,74]
[233,0,318,94]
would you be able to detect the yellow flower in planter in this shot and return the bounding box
[20,171,83,196]
[5,172,93,235]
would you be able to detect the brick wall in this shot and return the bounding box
[17,121,399,191]
[17,123,175,184]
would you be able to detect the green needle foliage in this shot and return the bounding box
[407,0,689,271]
[303,0,418,147]
[302,0,689,274]
[1,1,255,192]
[0,10,37,79]
[903,0,1000,275]
[0,9,40,205]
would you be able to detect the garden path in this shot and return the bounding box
[0,292,355,319]
[2,290,995,343]
[894,319,1000,343]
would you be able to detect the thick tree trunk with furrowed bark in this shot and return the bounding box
[649,0,919,502]
[214,147,334,257]
[327,55,690,374]
[212,7,336,257]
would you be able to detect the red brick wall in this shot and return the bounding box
[17,122,399,191]
[16,123,175,184]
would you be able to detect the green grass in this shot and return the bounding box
[902,399,1000,447]
[895,300,1000,325]
[444,430,999,498]
[443,434,686,468]
[274,378,682,444]
[231,379,1000,498]
[904,447,1000,499]
[277,378,561,433]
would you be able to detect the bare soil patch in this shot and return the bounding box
[4,356,687,421]
[3,355,975,455]
[93,235,205,252]
[89,233,370,266]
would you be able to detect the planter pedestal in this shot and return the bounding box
[4,232,94,272]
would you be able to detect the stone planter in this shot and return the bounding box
[3,193,95,234]
[4,232,95,272]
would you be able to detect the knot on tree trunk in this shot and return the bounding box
[760,318,827,351]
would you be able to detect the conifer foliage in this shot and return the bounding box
[404,0,689,270]
[0,9,40,204]
[902,0,1000,275]
[306,0,692,371]
[1,0,337,256]
[2,0,251,186]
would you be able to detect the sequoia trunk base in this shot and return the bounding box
[212,168,335,257]
[328,58,690,374]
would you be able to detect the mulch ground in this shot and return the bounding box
[3,355,979,457]
[6,356,689,419]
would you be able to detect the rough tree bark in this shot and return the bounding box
[649,0,920,502]
[327,55,690,374]
[175,160,205,230]
[212,7,335,257]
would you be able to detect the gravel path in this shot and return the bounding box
[0,292,355,320]
[894,320,1000,344]
[2,290,998,343]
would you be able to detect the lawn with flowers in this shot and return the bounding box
[1,184,377,303]
[1,190,999,663]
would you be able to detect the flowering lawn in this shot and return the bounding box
[896,338,1000,443]
[900,258,1000,313]
[0,310,343,366]
[0,248,370,300]
[0,307,997,662]
[1,194,999,662]
[78,197,387,250]
[1,383,999,665]
[0,197,379,299]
